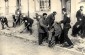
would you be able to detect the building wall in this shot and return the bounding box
[51,0,62,21]
[29,0,35,18]
[0,0,62,21]
[0,0,5,15]
[9,0,16,14]
[71,0,85,25]
[28,0,62,22]
[21,0,28,14]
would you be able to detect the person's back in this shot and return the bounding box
[46,13,54,27]
[1,17,7,23]
[28,17,34,25]
[46,12,56,27]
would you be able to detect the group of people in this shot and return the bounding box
[0,6,85,48]
[0,8,34,35]
[35,8,73,48]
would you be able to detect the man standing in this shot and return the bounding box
[76,6,84,22]
[60,8,73,48]
[38,13,48,45]
[72,6,84,36]
[46,11,57,28]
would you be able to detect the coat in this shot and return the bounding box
[23,17,34,27]
[61,13,71,29]
[38,17,48,33]
[76,10,83,21]
[46,13,55,27]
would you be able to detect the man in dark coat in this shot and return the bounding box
[60,8,73,48]
[46,11,57,28]
[23,15,34,34]
[12,15,17,27]
[72,21,83,37]
[38,13,48,45]
[15,9,22,26]
[1,16,9,29]
[76,6,84,22]
[81,15,85,38]
[72,6,84,36]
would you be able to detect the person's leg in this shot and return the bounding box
[72,25,78,37]
[60,30,65,44]
[29,27,33,34]
[1,23,4,29]
[13,21,16,27]
[81,24,85,38]
[55,36,60,44]
[64,28,73,46]
[43,32,48,42]
[5,22,9,27]
[24,23,29,32]
[29,24,33,34]
[38,33,43,45]
[13,22,15,27]
[18,18,20,25]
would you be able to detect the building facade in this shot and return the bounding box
[0,0,85,23]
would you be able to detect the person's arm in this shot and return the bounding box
[60,18,67,24]
[61,14,69,24]
[39,19,48,29]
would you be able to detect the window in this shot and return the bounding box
[39,0,51,11]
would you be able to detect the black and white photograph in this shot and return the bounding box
[0,0,85,55]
